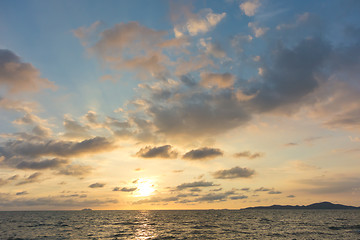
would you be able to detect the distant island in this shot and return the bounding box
[81,208,93,211]
[244,201,360,210]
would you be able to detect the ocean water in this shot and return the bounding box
[0,209,360,239]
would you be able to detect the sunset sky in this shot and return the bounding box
[0,0,359,210]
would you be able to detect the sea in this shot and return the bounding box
[0,209,360,239]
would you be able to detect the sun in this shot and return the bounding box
[135,178,155,197]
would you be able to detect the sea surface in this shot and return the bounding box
[0,209,360,239]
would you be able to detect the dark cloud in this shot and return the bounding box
[229,195,248,200]
[113,187,137,192]
[212,166,255,179]
[136,145,178,159]
[250,38,331,113]
[16,191,28,196]
[287,195,296,198]
[176,181,216,190]
[183,147,223,160]
[16,158,68,170]
[88,183,105,188]
[189,188,202,192]
[268,190,282,194]
[1,137,114,159]
[180,75,197,87]
[234,151,264,159]
[0,137,115,171]
[0,49,56,94]
[148,90,251,138]
[121,37,336,142]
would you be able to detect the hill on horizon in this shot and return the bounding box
[244,201,360,210]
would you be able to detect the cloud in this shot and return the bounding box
[59,194,87,198]
[113,187,137,192]
[62,116,91,140]
[79,23,352,145]
[57,164,93,176]
[16,158,68,170]
[16,191,28,196]
[199,38,226,58]
[0,136,115,161]
[268,190,282,194]
[183,147,223,160]
[176,181,216,190]
[0,49,56,94]
[16,172,42,185]
[248,22,269,38]
[87,21,169,79]
[200,72,235,89]
[287,195,296,198]
[175,54,214,75]
[13,113,41,125]
[134,190,239,204]
[32,125,52,138]
[88,183,105,188]
[194,191,235,202]
[284,142,298,147]
[174,9,226,37]
[212,166,255,179]
[72,20,102,46]
[229,195,248,200]
[240,0,261,16]
[189,188,202,192]
[136,145,178,159]
[7,175,19,181]
[234,151,264,159]
[249,37,331,113]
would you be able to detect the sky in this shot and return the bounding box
[0,0,359,210]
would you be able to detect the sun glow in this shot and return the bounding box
[135,178,156,197]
